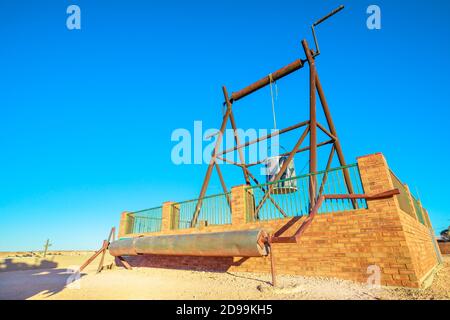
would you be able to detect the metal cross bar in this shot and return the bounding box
[215,155,240,166]
[217,120,309,157]
[315,72,357,208]
[317,122,337,141]
[253,126,310,219]
[317,145,335,199]
[214,161,232,208]
[224,86,250,185]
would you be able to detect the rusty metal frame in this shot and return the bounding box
[191,6,354,227]
[80,227,132,273]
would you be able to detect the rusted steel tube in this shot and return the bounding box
[191,89,232,227]
[230,59,305,103]
[315,72,357,208]
[303,39,318,211]
[313,5,345,27]
[109,229,269,258]
[225,85,250,185]
[108,237,138,257]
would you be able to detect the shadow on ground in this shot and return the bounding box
[0,257,58,272]
[0,259,86,300]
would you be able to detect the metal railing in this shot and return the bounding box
[246,164,367,222]
[390,171,416,218]
[389,170,428,227]
[128,206,163,234]
[171,192,232,229]
[412,196,426,226]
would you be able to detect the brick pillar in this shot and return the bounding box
[245,188,255,222]
[357,153,399,211]
[161,202,174,231]
[231,185,248,225]
[118,211,133,238]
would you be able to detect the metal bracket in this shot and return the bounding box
[311,5,345,58]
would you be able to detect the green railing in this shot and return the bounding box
[412,196,426,226]
[171,192,232,229]
[389,170,430,227]
[390,171,416,218]
[246,164,367,222]
[128,206,163,234]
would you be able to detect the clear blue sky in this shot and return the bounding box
[1,0,449,251]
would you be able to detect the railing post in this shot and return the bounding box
[118,211,133,238]
[162,202,175,232]
[231,185,249,225]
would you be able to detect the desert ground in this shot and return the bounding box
[0,251,449,300]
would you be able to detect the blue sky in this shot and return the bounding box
[0,0,449,251]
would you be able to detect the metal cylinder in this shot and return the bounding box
[108,237,138,256]
[109,229,269,257]
[230,59,304,103]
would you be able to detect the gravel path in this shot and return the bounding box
[0,255,448,300]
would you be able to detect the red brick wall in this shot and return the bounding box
[397,210,440,283]
[124,208,421,287]
[439,242,450,254]
[118,153,440,288]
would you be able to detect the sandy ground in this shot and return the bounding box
[0,251,104,273]
[0,253,449,300]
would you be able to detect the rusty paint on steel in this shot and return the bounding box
[80,227,116,272]
[97,227,116,273]
[79,240,108,272]
[109,229,269,258]
[191,90,233,227]
[116,256,133,270]
[224,86,250,185]
[315,72,357,208]
[302,39,318,211]
[108,237,138,256]
[230,59,305,103]
[217,120,309,157]
[269,241,277,287]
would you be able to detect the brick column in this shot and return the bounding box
[118,211,133,238]
[161,202,175,231]
[357,153,399,211]
[231,185,248,225]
